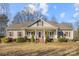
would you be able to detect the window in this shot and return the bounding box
[64,32,68,37]
[27,32,33,36]
[17,32,22,37]
[49,32,54,37]
[37,21,43,26]
[9,32,13,36]
[27,32,30,35]
[42,21,43,26]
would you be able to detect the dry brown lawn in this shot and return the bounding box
[0,42,79,56]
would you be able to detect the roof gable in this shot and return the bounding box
[28,18,57,29]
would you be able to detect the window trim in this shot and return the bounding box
[9,32,13,36]
[49,31,54,37]
[17,32,22,37]
[64,32,68,37]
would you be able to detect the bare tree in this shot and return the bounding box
[12,6,48,24]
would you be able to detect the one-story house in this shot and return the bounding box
[6,18,74,42]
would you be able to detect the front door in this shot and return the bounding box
[36,30,45,43]
[38,31,42,39]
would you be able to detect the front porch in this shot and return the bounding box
[25,29,58,43]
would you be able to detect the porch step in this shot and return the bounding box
[36,39,44,43]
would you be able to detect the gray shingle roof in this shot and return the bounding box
[59,23,73,30]
[7,20,73,30]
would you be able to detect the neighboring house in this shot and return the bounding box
[6,18,74,42]
[0,14,8,36]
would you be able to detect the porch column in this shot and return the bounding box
[35,29,36,42]
[43,30,46,43]
[55,29,58,39]
[24,29,26,37]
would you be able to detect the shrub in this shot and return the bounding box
[31,34,35,42]
[58,36,68,42]
[0,36,5,43]
[13,38,16,42]
[72,39,79,42]
[45,32,49,43]
[16,37,26,43]
[24,36,28,40]
[72,36,79,42]
[48,38,53,42]
[1,37,9,43]
[8,38,13,42]
[0,36,5,38]
[27,38,31,42]
[24,36,31,42]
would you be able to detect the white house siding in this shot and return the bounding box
[69,30,74,39]
[53,29,58,39]
[62,30,74,39]
[6,19,74,41]
[6,29,25,39]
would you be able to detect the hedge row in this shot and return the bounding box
[0,36,69,43]
[1,37,13,43]
[0,35,35,43]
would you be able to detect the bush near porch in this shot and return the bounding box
[1,37,9,43]
[45,32,53,42]
[31,34,35,42]
[0,36,5,43]
[1,37,14,43]
[45,32,49,43]
[0,35,73,43]
[58,36,68,42]
[15,37,27,43]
